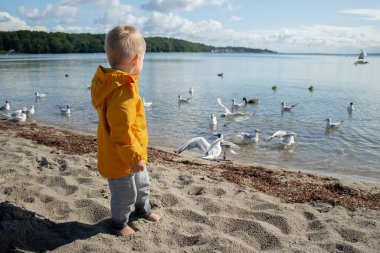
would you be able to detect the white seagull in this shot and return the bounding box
[326,118,343,129]
[281,133,297,148]
[217,97,250,122]
[235,129,260,144]
[268,131,296,148]
[0,113,11,120]
[231,99,246,110]
[142,98,152,108]
[8,112,27,123]
[35,92,47,99]
[174,134,238,160]
[174,135,222,160]
[209,113,217,128]
[60,105,71,115]
[25,105,36,116]
[178,95,191,103]
[281,102,298,112]
[354,49,368,66]
[189,87,194,96]
[11,107,27,117]
[0,100,10,111]
[347,102,354,113]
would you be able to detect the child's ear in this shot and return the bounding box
[131,54,139,66]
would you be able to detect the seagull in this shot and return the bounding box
[242,97,259,104]
[272,85,277,91]
[281,133,297,148]
[217,97,250,122]
[235,129,260,144]
[189,87,194,96]
[174,135,222,160]
[208,133,239,160]
[347,102,354,113]
[25,105,35,116]
[308,85,314,91]
[174,134,238,160]
[268,130,287,141]
[353,49,368,66]
[209,113,217,128]
[326,118,343,129]
[231,99,246,110]
[281,102,298,112]
[178,95,191,103]
[8,112,27,123]
[0,100,10,111]
[217,73,223,77]
[60,105,71,115]
[142,98,152,108]
[268,131,296,148]
[0,113,11,120]
[35,92,47,99]
[11,107,27,117]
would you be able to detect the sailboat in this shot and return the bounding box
[353,49,368,66]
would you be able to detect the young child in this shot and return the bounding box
[91,24,160,236]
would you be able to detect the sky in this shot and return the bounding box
[0,0,380,53]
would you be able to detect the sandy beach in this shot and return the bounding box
[0,122,379,252]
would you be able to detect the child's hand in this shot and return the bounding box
[131,160,145,173]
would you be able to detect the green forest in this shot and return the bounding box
[0,30,276,54]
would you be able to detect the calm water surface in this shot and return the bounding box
[1,53,379,182]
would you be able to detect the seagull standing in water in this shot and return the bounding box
[281,102,298,112]
[235,129,260,144]
[325,118,343,129]
[347,102,354,113]
[231,99,246,110]
[217,97,250,122]
[142,98,152,108]
[0,100,10,111]
[60,105,71,115]
[209,114,217,129]
[178,95,191,103]
[354,49,368,66]
[25,105,35,116]
[35,92,47,99]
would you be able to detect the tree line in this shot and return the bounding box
[0,30,276,54]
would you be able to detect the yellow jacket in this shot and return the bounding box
[91,66,148,178]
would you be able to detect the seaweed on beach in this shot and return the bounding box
[1,122,379,211]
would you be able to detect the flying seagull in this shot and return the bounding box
[268,130,296,149]
[174,134,238,160]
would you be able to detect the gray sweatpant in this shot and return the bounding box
[108,168,152,229]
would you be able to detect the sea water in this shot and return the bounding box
[0,53,379,182]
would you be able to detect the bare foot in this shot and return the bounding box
[111,225,135,236]
[147,212,161,222]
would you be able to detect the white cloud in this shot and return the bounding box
[141,0,227,13]
[339,8,380,21]
[19,4,78,20]
[0,12,47,31]
[94,0,137,31]
[229,16,242,22]
[138,12,380,53]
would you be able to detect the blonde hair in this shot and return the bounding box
[105,25,146,68]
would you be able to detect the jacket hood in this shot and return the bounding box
[91,66,138,108]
